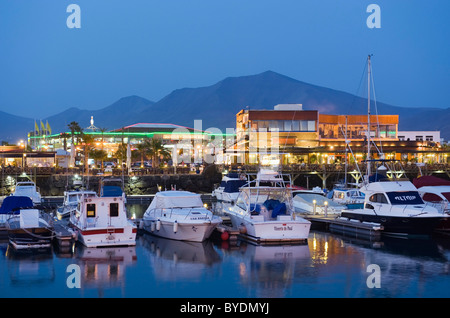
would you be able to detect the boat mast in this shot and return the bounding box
[366,55,372,178]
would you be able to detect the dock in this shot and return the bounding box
[304,215,383,239]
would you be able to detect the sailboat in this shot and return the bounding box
[338,56,447,237]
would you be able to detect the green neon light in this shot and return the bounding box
[29,131,235,139]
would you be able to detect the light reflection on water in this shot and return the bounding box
[0,203,449,298]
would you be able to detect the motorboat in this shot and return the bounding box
[56,189,98,220]
[212,172,247,202]
[413,175,450,214]
[4,197,54,250]
[292,188,345,215]
[0,196,33,227]
[340,179,447,237]
[327,188,365,209]
[142,191,222,242]
[224,168,311,244]
[69,188,137,248]
[12,181,42,205]
[413,175,450,233]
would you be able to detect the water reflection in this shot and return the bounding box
[227,242,311,298]
[5,244,55,287]
[73,245,137,292]
[141,233,221,281]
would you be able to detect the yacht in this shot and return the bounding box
[142,191,222,242]
[340,179,447,237]
[413,175,450,214]
[5,197,54,250]
[327,188,365,209]
[224,169,311,244]
[212,172,247,202]
[292,188,345,215]
[12,181,42,205]
[69,190,137,248]
[56,189,98,220]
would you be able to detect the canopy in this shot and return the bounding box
[0,196,33,214]
[413,175,450,188]
[101,185,123,197]
[149,191,204,210]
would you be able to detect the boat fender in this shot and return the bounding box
[139,220,144,230]
[156,219,161,231]
[150,221,156,232]
[173,220,178,233]
[221,231,229,241]
[239,224,247,234]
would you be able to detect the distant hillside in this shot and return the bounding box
[44,95,155,134]
[0,71,448,142]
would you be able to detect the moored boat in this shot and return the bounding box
[56,189,98,220]
[12,181,42,205]
[5,198,54,250]
[340,179,447,237]
[69,191,137,248]
[142,190,222,242]
[212,172,247,203]
[225,168,311,244]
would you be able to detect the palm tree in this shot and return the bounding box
[89,149,108,169]
[136,138,151,167]
[80,132,95,174]
[147,139,171,168]
[98,127,108,170]
[60,132,70,151]
[114,142,128,167]
[68,121,82,146]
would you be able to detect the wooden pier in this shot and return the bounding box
[304,215,383,239]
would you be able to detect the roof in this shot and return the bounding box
[114,123,206,133]
[149,191,204,209]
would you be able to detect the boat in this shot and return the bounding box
[338,56,447,237]
[212,172,247,202]
[292,188,345,215]
[224,168,311,244]
[4,197,54,250]
[327,187,365,209]
[0,196,34,227]
[12,180,42,205]
[413,175,450,214]
[142,191,222,242]
[340,178,447,237]
[413,175,450,233]
[69,186,137,248]
[56,189,98,220]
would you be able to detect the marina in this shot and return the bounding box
[1,204,450,298]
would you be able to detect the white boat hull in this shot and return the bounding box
[212,190,239,203]
[226,212,311,243]
[73,224,137,248]
[143,218,221,242]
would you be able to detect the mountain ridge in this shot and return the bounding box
[0,71,448,143]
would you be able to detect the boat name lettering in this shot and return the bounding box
[274,225,293,231]
[394,195,418,201]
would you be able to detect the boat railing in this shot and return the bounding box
[147,207,213,222]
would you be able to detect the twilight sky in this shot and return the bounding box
[0,0,449,119]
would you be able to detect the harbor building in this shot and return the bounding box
[234,104,446,165]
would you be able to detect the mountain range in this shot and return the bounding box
[2,70,449,143]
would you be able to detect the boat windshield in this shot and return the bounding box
[295,192,341,207]
[236,187,292,212]
[386,191,424,205]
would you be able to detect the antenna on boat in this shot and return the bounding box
[366,54,373,179]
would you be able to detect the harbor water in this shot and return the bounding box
[1,202,450,299]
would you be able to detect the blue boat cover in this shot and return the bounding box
[102,186,123,197]
[0,196,33,214]
[223,180,247,193]
[271,203,287,218]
